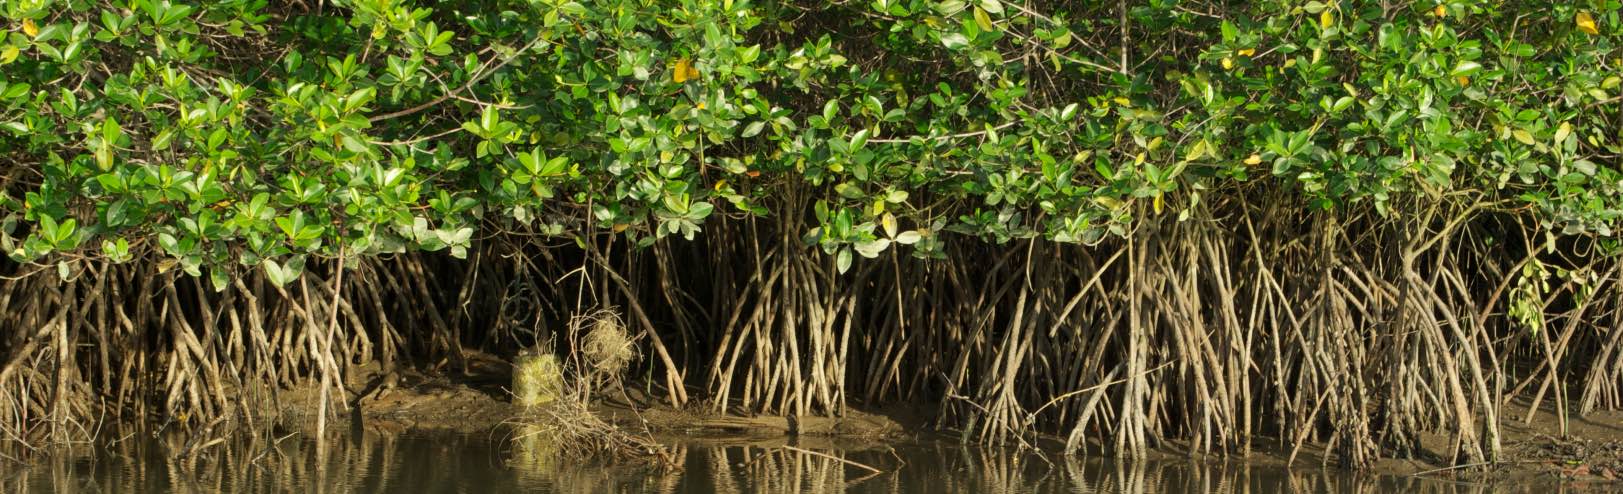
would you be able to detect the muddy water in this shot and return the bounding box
[0,427,1588,493]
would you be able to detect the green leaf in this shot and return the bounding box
[836,247,853,274]
[102,238,131,263]
[559,2,588,15]
[263,256,306,288]
[344,87,376,112]
[210,268,230,292]
[263,259,289,287]
[835,183,865,199]
[1331,96,1354,113]
[152,129,174,150]
[1450,61,1483,78]
[689,201,715,220]
[38,215,58,245]
[102,117,122,144]
[850,129,870,152]
[1060,103,1079,121]
[854,238,891,258]
[940,33,970,49]
[1574,159,1597,176]
[53,218,77,247]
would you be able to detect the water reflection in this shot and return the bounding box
[0,426,1595,493]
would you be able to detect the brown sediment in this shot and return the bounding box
[594,400,904,439]
[277,360,903,442]
[1120,401,1623,485]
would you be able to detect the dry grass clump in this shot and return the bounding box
[508,308,667,466]
[511,398,670,464]
[579,311,637,378]
[565,309,640,399]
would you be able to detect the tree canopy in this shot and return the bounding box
[2,0,1620,284]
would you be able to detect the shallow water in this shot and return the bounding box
[0,426,1591,493]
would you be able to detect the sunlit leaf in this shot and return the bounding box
[1577,11,1599,35]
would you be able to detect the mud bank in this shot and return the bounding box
[264,360,1623,486]
[272,356,902,440]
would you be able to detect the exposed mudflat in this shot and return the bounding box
[1490,407,1623,483]
[274,352,905,441]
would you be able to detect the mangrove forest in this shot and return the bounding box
[3,0,1623,471]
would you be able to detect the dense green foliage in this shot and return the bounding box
[1,0,1620,280]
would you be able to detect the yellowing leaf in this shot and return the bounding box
[1577,11,1599,35]
[673,59,689,83]
[974,7,995,33]
[1184,140,1207,162]
[1244,154,1263,166]
[1434,5,1446,17]
[1456,75,1470,86]
[1554,122,1572,145]
[673,58,699,83]
[1112,97,1131,106]
[1512,129,1535,145]
[1237,48,1255,57]
[1221,57,1234,70]
[22,18,38,38]
[1320,10,1334,29]
[1153,193,1163,214]
[0,45,17,65]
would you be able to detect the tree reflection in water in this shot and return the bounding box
[1,427,1591,493]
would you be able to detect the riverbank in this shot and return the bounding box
[239,358,1623,487]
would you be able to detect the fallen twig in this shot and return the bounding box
[780,445,882,474]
